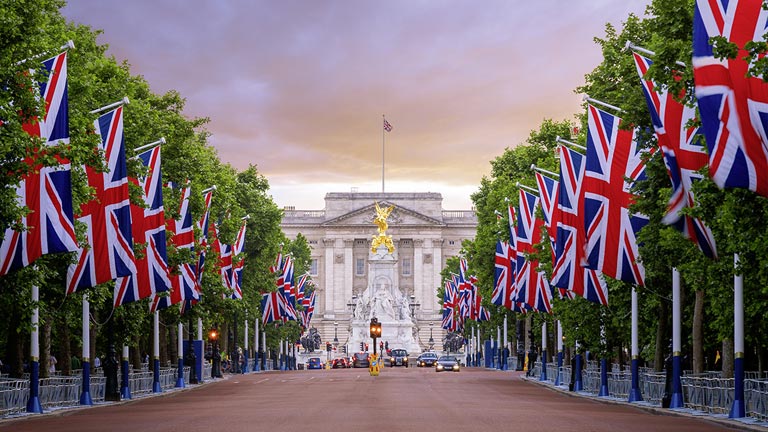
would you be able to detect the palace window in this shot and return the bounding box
[356,258,366,276]
[310,259,318,276]
[402,258,412,276]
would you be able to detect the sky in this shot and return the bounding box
[61,0,649,210]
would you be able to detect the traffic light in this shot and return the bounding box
[369,318,382,338]
[360,342,364,351]
[365,343,369,351]
[341,346,347,353]
[326,342,332,352]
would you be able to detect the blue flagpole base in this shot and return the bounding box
[670,392,684,408]
[175,358,185,388]
[540,363,547,381]
[120,386,132,400]
[729,357,745,418]
[628,358,643,402]
[153,359,162,393]
[628,388,643,402]
[730,399,746,418]
[26,360,42,413]
[80,361,93,405]
[254,353,260,372]
[79,391,93,405]
[242,354,249,373]
[599,385,609,397]
[26,396,42,414]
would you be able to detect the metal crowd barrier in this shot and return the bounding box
[681,375,734,415]
[745,379,768,421]
[0,378,28,417]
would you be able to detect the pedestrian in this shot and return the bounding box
[93,355,101,369]
[48,354,57,374]
[71,354,81,370]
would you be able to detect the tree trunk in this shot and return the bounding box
[722,338,734,378]
[59,312,72,375]
[692,290,704,374]
[8,309,24,378]
[41,321,52,378]
[159,317,168,367]
[168,322,178,364]
[654,301,669,372]
[131,335,142,370]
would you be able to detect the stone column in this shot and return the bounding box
[323,238,335,319]
[432,239,444,315]
[413,239,424,318]
[343,239,354,313]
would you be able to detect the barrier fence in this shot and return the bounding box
[515,358,768,421]
[1,366,195,418]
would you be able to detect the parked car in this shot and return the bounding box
[389,349,409,367]
[307,357,323,370]
[331,357,350,369]
[352,352,370,368]
[435,355,460,372]
[417,352,438,367]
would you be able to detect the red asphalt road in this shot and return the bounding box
[0,367,749,432]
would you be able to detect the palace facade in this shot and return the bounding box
[281,192,477,352]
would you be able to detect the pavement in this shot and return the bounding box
[0,367,762,432]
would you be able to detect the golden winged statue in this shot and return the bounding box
[371,201,395,253]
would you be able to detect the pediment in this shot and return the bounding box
[321,201,444,227]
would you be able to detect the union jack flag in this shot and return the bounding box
[492,240,514,309]
[441,278,457,330]
[230,220,247,300]
[552,146,608,305]
[155,181,199,312]
[269,248,282,274]
[296,273,309,305]
[534,171,559,258]
[584,105,647,286]
[66,107,135,293]
[195,189,214,292]
[514,189,552,313]
[634,52,717,258]
[261,291,281,325]
[1,51,77,275]
[280,255,296,308]
[301,290,316,328]
[693,0,768,196]
[116,145,171,308]
[383,118,393,132]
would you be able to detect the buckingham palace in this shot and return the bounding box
[281,191,477,352]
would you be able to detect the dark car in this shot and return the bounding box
[417,352,438,367]
[435,355,460,372]
[307,357,323,370]
[389,349,409,367]
[352,352,370,368]
[331,357,350,369]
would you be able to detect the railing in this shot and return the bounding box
[1,366,193,417]
[682,375,734,415]
[442,211,476,219]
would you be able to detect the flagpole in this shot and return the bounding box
[133,137,166,154]
[382,115,385,193]
[90,97,130,115]
[556,136,587,151]
[583,95,625,114]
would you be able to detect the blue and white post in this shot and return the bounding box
[496,326,502,370]
[261,330,266,370]
[175,322,185,388]
[555,320,563,386]
[279,338,285,371]
[243,318,249,373]
[197,318,204,383]
[120,345,131,399]
[80,293,93,405]
[629,287,643,402]
[254,320,260,371]
[502,315,508,371]
[26,283,42,413]
[599,321,609,397]
[152,311,162,393]
[670,268,683,408]
[540,321,548,381]
[574,338,583,392]
[730,254,745,418]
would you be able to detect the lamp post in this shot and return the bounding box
[333,321,339,346]
[428,322,434,350]
[209,328,221,378]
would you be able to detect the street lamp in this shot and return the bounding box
[333,321,339,346]
[429,322,434,350]
[209,328,222,378]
